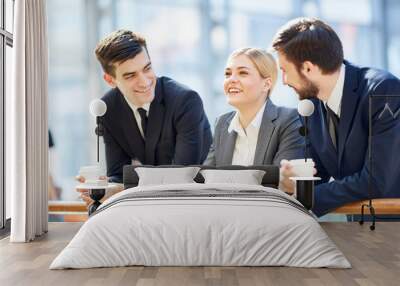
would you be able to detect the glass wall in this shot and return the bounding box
[47,0,400,201]
[387,0,400,77]
[1,0,14,231]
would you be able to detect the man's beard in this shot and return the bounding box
[291,76,319,100]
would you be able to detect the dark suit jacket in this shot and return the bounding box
[204,99,304,166]
[307,61,400,216]
[101,76,212,182]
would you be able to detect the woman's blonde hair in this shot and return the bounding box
[229,47,278,96]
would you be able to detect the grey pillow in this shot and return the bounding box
[136,167,201,186]
[200,169,266,185]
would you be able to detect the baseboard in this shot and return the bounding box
[0,218,11,239]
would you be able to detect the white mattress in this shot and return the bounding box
[50,183,350,269]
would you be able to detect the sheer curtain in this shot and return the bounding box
[8,0,48,242]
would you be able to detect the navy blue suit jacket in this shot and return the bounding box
[101,76,212,182]
[306,61,400,216]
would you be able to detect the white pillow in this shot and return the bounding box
[135,167,200,186]
[200,169,266,185]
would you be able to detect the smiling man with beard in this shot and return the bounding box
[91,30,212,183]
[273,18,400,216]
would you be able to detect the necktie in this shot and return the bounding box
[326,105,339,149]
[137,108,148,138]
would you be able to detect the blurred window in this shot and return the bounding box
[47,0,398,203]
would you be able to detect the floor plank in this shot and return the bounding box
[1,222,400,286]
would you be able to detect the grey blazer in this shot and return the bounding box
[204,99,304,166]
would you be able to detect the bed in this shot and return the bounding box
[50,165,350,269]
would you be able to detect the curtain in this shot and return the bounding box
[8,0,48,242]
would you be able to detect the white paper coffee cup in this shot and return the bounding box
[289,158,315,177]
[79,165,103,181]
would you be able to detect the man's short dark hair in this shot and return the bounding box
[95,29,148,77]
[272,18,343,74]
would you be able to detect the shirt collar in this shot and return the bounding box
[125,98,150,114]
[228,101,267,135]
[250,100,266,129]
[325,64,345,117]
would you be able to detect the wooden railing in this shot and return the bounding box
[333,199,400,214]
[49,201,87,212]
[49,198,400,222]
[48,201,88,222]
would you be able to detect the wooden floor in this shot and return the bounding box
[1,222,399,286]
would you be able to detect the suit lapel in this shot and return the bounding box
[145,78,164,165]
[118,90,146,164]
[220,113,237,165]
[338,62,361,166]
[253,100,277,165]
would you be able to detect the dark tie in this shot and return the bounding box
[137,108,148,138]
[326,105,339,148]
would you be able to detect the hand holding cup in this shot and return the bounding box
[279,159,316,195]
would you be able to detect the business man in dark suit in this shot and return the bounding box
[95,30,212,183]
[273,18,400,216]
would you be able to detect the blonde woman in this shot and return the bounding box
[205,48,303,166]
